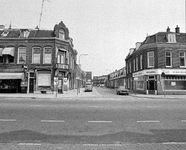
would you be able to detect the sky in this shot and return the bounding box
[1,0,185,76]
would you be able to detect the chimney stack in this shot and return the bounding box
[166,26,170,32]
[175,25,180,33]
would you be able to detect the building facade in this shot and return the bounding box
[125,26,186,95]
[0,21,77,93]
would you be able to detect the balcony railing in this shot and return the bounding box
[56,63,69,69]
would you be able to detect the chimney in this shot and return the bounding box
[175,25,180,33]
[166,26,170,32]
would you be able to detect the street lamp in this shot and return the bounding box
[79,54,88,67]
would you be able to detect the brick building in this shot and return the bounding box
[125,26,186,95]
[0,21,77,93]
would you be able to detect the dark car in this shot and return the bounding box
[116,86,129,95]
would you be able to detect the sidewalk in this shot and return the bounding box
[0,88,102,99]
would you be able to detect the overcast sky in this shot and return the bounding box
[1,0,185,76]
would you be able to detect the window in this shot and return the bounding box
[43,47,52,64]
[180,52,186,67]
[32,47,41,64]
[136,57,138,71]
[18,47,26,64]
[147,51,154,68]
[57,50,65,64]
[167,33,176,43]
[140,54,143,69]
[129,61,131,73]
[133,59,135,71]
[59,29,65,40]
[165,51,172,67]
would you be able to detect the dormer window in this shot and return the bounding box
[59,29,65,40]
[167,33,176,43]
[1,31,9,37]
[20,29,30,38]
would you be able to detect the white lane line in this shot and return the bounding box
[181,120,186,122]
[137,120,160,123]
[88,106,104,108]
[146,106,161,108]
[88,121,112,123]
[41,120,65,123]
[18,143,42,146]
[0,119,16,122]
[162,142,186,145]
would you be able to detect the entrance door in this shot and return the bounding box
[29,78,34,93]
[147,80,155,94]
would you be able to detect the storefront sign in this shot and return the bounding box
[171,82,176,86]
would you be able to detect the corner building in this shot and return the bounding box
[125,26,186,95]
[0,21,77,93]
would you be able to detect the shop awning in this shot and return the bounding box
[2,47,15,57]
[0,73,24,79]
[0,48,3,56]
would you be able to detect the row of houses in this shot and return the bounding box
[0,21,87,94]
[94,26,186,95]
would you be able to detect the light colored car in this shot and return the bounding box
[116,86,129,95]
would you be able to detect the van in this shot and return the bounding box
[85,82,93,92]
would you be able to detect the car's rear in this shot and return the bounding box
[116,86,129,95]
[85,83,93,92]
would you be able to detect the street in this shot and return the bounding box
[0,87,186,149]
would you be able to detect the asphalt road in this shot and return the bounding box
[0,87,186,145]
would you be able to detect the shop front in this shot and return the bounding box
[0,72,24,93]
[133,69,186,95]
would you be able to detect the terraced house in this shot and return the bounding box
[0,21,77,93]
[125,26,186,95]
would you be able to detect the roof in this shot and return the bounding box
[0,29,54,38]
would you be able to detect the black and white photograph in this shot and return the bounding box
[0,0,186,149]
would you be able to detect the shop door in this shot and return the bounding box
[29,78,34,93]
[147,80,155,94]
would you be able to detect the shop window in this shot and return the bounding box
[165,51,172,67]
[18,47,26,64]
[180,52,186,67]
[32,47,41,64]
[147,51,154,68]
[43,47,52,64]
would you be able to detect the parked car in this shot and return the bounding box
[116,86,129,95]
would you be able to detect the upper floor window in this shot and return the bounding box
[140,54,143,69]
[180,52,186,67]
[18,47,26,64]
[165,51,172,67]
[57,50,65,64]
[20,30,30,38]
[167,33,176,43]
[129,61,131,73]
[59,29,65,40]
[136,57,138,71]
[32,47,41,64]
[43,47,52,64]
[0,47,15,64]
[133,59,135,71]
[147,51,154,68]
[1,31,9,37]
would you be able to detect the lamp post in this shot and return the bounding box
[78,54,88,93]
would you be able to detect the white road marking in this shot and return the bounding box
[18,143,41,146]
[181,120,186,122]
[83,144,122,146]
[88,106,104,108]
[41,120,65,123]
[88,121,112,123]
[137,120,160,123]
[162,142,186,145]
[146,106,161,108]
[0,119,16,122]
